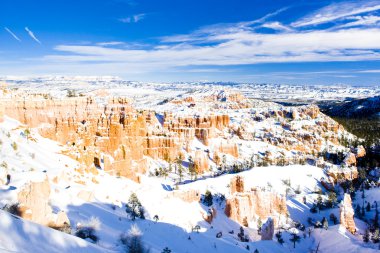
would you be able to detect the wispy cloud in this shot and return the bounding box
[261,22,293,32]
[160,7,288,43]
[334,15,380,29]
[96,41,126,46]
[25,27,41,44]
[10,6,380,78]
[119,13,146,23]
[292,1,380,27]
[358,69,380,73]
[4,27,21,42]
[41,28,380,72]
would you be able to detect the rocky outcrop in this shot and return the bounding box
[340,194,356,234]
[2,96,184,181]
[17,177,70,229]
[343,152,356,167]
[354,145,366,158]
[327,167,358,182]
[0,101,4,123]
[202,207,216,224]
[163,112,230,145]
[230,176,245,195]
[261,217,274,240]
[194,150,209,174]
[168,189,201,203]
[225,178,287,227]
[214,140,239,158]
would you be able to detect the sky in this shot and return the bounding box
[1,0,380,85]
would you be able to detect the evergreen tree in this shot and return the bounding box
[257,218,262,233]
[327,191,337,208]
[289,232,301,248]
[254,249,259,253]
[363,229,370,243]
[275,231,284,244]
[375,210,379,229]
[322,217,328,230]
[120,225,149,253]
[372,228,380,243]
[203,190,213,207]
[162,247,171,253]
[355,205,362,218]
[366,202,371,212]
[317,194,323,212]
[126,193,145,220]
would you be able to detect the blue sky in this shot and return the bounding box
[1,0,380,85]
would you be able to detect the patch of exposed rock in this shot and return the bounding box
[17,177,70,229]
[225,177,287,226]
[340,193,356,234]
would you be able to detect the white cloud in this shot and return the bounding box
[119,13,146,23]
[7,7,380,78]
[358,69,380,73]
[261,22,293,32]
[25,27,41,44]
[40,28,380,72]
[335,15,380,28]
[4,27,21,42]
[96,41,126,46]
[292,1,380,27]
[160,7,288,43]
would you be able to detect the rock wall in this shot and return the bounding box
[17,177,70,228]
[225,178,287,226]
[2,96,184,181]
[214,140,239,158]
[230,176,245,195]
[163,112,230,145]
[194,150,210,174]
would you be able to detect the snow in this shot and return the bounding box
[0,115,343,253]
[0,210,107,253]
[0,77,379,252]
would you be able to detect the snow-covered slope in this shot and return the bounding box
[0,115,377,253]
[0,210,107,253]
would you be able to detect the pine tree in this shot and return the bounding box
[355,205,362,218]
[375,210,379,229]
[126,193,145,220]
[275,231,284,244]
[120,224,149,253]
[366,202,371,212]
[327,191,337,208]
[322,217,328,230]
[317,194,323,212]
[289,232,301,248]
[162,247,171,253]
[363,229,370,243]
[257,217,262,232]
[372,228,380,243]
[203,190,213,206]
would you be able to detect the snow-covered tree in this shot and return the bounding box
[126,193,145,220]
[203,190,213,206]
[161,247,171,253]
[120,224,149,253]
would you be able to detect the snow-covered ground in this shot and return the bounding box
[1,76,379,108]
[0,115,378,253]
